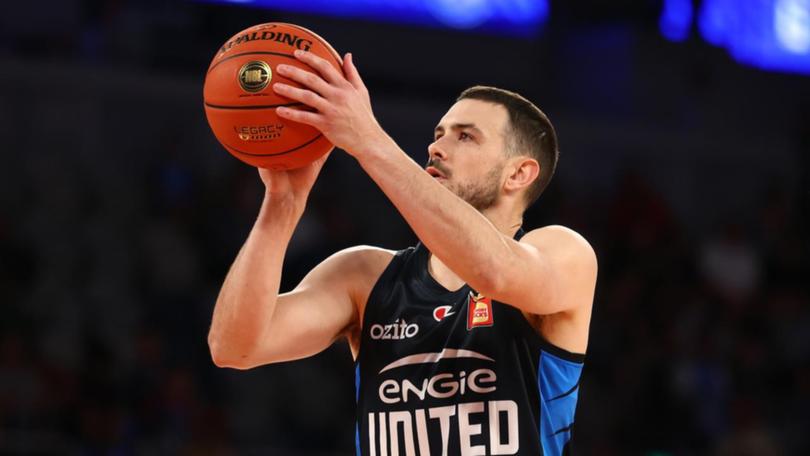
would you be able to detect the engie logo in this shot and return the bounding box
[368,349,520,454]
[370,319,419,340]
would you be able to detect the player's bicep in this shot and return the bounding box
[247,251,359,366]
[495,226,597,315]
[267,285,355,362]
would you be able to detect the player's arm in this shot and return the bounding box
[210,241,384,369]
[497,225,597,315]
[210,233,345,370]
[355,145,598,315]
[351,142,597,315]
[208,152,366,369]
[272,51,596,316]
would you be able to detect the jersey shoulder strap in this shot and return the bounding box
[363,246,414,314]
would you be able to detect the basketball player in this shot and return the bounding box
[208,50,597,455]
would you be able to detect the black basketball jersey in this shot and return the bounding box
[354,230,585,456]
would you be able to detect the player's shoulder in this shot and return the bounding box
[320,246,399,309]
[322,245,398,278]
[522,225,598,267]
[331,244,397,261]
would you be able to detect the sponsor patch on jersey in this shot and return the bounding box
[369,319,419,340]
[432,305,455,322]
[467,292,494,330]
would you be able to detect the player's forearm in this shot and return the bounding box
[208,196,300,368]
[356,137,513,294]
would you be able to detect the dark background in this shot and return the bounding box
[1,0,808,454]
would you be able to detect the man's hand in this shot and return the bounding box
[272,50,391,158]
[258,150,330,217]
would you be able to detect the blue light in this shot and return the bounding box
[495,0,549,24]
[687,0,810,75]
[774,0,810,54]
[659,0,693,42]
[426,0,493,29]
[697,0,732,46]
[203,0,549,36]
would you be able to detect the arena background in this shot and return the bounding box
[1,0,808,454]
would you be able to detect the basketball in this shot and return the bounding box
[203,23,342,169]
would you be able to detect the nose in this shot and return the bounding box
[428,140,447,162]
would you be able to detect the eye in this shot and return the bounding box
[459,132,473,141]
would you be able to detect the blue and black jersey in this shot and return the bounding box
[354,229,585,455]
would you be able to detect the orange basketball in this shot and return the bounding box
[203,23,341,169]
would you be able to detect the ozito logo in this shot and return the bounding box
[369,319,419,340]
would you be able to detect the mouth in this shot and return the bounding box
[426,166,446,179]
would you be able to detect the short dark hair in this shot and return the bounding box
[457,86,559,208]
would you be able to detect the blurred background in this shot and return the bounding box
[1,0,808,454]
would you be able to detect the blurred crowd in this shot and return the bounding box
[1,129,807,453]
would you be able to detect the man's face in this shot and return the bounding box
[427,99,510,211]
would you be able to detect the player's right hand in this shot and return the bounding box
[257,151,331,213]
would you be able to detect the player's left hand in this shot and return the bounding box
[273,50,389,158]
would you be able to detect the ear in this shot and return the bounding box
[503,157,540,195]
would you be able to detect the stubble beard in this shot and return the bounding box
[426,158,504,212]
[451,163,504,212]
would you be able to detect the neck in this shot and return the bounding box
[426,205,523,291]
[479,205,523,238]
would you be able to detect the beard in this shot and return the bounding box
[454,164,503,211]
[427,159,503,211]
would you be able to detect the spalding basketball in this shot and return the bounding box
[203,23,342,169]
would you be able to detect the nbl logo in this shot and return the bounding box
[238,61,272,93]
